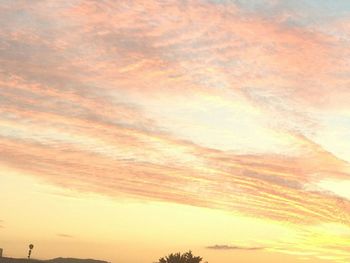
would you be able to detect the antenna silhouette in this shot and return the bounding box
[28,244,34,260]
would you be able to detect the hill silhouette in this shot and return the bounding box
[0,257,109,263]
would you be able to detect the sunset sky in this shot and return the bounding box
[1,1,350,263]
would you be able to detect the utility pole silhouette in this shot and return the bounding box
[28,244,34,260]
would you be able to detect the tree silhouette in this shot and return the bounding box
[157,251,203,263]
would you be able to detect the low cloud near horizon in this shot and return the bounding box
[57,234,74,238]
[206,245,265,251]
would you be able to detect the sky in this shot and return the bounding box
[0,0,350,263]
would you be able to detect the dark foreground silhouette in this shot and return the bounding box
[0,251,205,263]
[0,257,109,263]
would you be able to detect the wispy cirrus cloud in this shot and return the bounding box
[1,0,350,262]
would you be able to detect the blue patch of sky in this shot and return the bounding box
[205,0,350,26]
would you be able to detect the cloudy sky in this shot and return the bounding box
[1,1,350,263]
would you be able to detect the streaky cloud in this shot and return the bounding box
[1,0,350,262]
[206,245,265,250]
[57,234,74,238]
